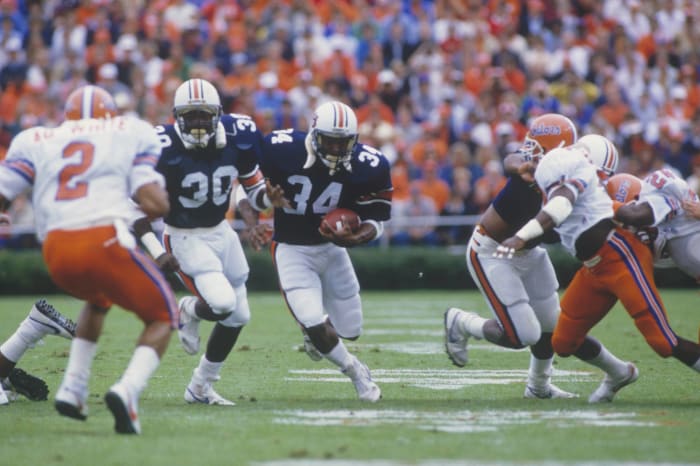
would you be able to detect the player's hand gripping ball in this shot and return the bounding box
[320,208,360,235]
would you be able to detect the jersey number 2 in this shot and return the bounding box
[55,141,94,200]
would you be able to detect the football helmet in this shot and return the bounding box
[64,85,117,120]
[578,134,619,179]
[605,173,642,203]
[305,101,358,175]
[521,113,578,161]
[173,78,223,148]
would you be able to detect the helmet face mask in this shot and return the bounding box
[309,101,358,174]
[173,79,222,148]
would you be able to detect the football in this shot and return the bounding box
[320,208,361,234]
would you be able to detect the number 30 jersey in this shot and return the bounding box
[0,116,164,241]
[260,129,393,245]
[156,113,264,228]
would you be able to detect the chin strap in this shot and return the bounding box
[303,133,316,170]
[215,122,226,148]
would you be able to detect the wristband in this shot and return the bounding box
[515,219,545,241]
[140,231,166,258]
[542,195,573,226]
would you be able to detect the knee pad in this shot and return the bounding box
[195,272,237,315]
[219,285,251,327]
[505,301,541,347]
[530,293,560,333]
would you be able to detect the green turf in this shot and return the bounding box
[1,290,699,465]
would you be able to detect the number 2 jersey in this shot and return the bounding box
[0,117,164,241]
[155,113,265,228]
[260,129,393,245]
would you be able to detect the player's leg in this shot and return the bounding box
[666,235,700,342]
[522,248,576,398]
[321,247,380,402]
[182,228,251,406]
[557,264,638,403]
[611,231,700,371]
[448,240,541,368]
[0,299,75,402]
[274,243,380,402]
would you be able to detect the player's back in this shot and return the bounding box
[10,117,160,239]
[535,146,613,255]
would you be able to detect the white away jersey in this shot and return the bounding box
[640,168,700,240]
[0,116,164,240]
[535,146,613,255]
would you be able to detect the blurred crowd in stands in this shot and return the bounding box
[1,0,700,248]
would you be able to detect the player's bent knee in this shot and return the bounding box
[552,334,580,357]
[219,307,250,327]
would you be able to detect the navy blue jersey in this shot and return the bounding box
[260,129,393,245]
[491,175,543,229]
[155,113,263,228]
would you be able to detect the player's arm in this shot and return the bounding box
[319,218,383,248]
[683,199,700,219]
[234,184,272,251]
[503,151,536,183]
[614,202,655,227]
[132,215,180,273]
[498,186,574,254]
[0,194,10,225]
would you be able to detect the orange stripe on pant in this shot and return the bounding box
[555,228,677,357]
[468,247,520,346]
[43,225,178,326]
[162,233,203,300]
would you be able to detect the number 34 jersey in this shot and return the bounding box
[260,129,393,245]
[155,113,263,228]
[0,116,164,241]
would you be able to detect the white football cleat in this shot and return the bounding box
[27,299,76,340]
[588,362,639,403]
[524,383,579,399]
[184,381,236,406]
[342,358,381,402]
[54,383,88,421]
[178,297,201,355]
[0,383,9,406]
[104,383,141,434]
[444,307,476,367]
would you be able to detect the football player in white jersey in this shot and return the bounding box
[0,85,178,433]
[498,145,700,401]
[606,170,700,279]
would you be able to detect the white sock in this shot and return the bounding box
[527,354,554,389]
[182,296,200,320]
[118,346,160,396]
[692,357,700,372]
[324,341,353,369]
[0,315,50,362]
[62,338,97,390]
[586,344,628,378]
[459,313,486,339]
[192,355,223,385]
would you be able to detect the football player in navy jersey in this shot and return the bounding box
[260,101,393,402]
[135,78,284,405]
[444,114,635,402]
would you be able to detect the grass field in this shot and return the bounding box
[1,290,699,466]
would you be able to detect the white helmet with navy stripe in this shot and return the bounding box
[173,78,223,148]
[305,100,359,175]
[578,134,619,178]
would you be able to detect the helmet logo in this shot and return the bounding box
[530,124,562,136]
[615,181,632,202]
